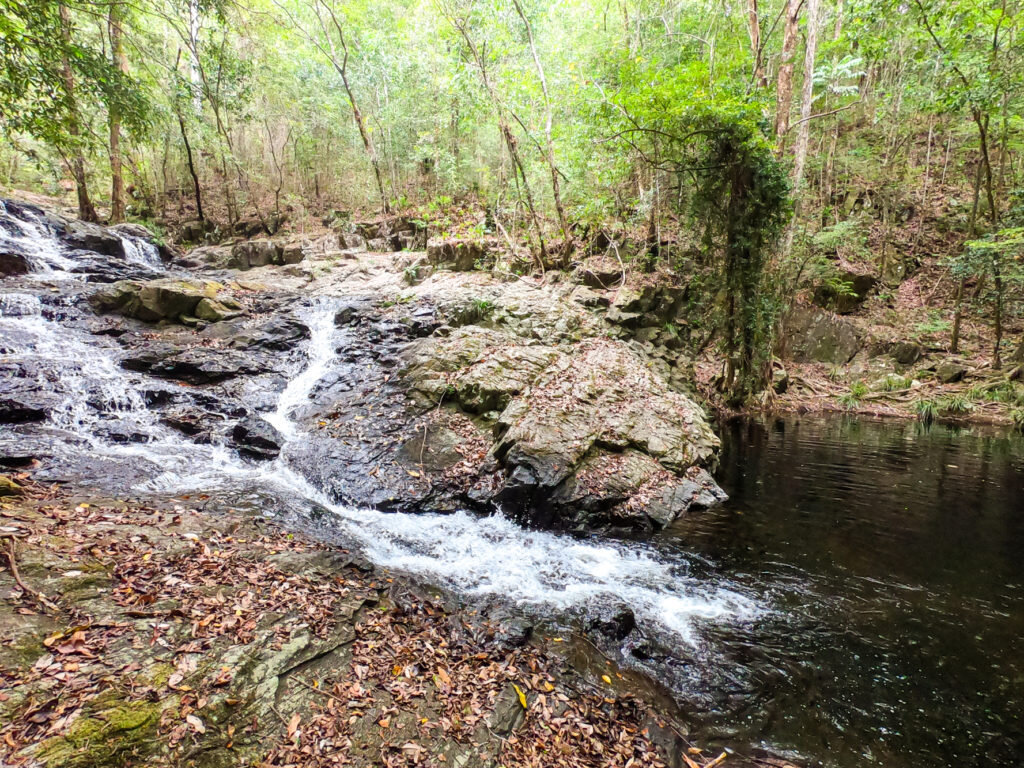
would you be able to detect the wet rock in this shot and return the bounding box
[487,684,527,736]
[159,406,215,437]
[0,364,60,423]
[121,345,267,384]
[784,306,862,365]
[588,605,637,641]
[61,220,125,258]
[228,316,310,351]
[936,360,968,383]
[0,249,31,275]
[892,341,923,366]
[232,416,284,460]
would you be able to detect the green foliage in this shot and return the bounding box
[838,380,868,409]
[914,398,939,425]
[938,394,972,414]
[875,374,910,392]
[914,311,951,337]
[0,0,150,151]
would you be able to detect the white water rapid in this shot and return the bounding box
[0,214,760,648]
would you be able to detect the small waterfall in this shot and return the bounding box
[0,202,75,274]
[1,215,760,648]
[118,234,163,268]
[263,301,338,439]
[254,303,759,644]
[0,293,42,317]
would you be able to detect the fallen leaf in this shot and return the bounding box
[186,714,205,734]
[513,683,528,709]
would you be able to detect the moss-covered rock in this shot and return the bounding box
[33,696,163,768]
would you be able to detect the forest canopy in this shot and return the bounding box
[1,0,1022,398]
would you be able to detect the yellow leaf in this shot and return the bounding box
[601,675,612,684]
[512,683,528,709]
[407,469,421,478]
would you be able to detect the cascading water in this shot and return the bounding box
[1,206,760,651]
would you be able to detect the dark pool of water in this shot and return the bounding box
[660,415,1024,768]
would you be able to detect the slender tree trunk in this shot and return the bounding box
[511,0,569,248]
[108,0,128,223]
[951,159,984,353]
[59,4,98,222]
[774,0,802,152]
[783,0,821,256]
[177,114,204,222]
[314,1,390,214]
[745,0,766,88]
[993,262,1003,369]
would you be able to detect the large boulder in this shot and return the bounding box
[489,339,722,529]
[892,341,923,366]
[784,305,862,364]
[90,278,242,324]
[936,359,968,383]
[231,239,281,270]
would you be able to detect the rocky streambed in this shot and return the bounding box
[1,200,765,766]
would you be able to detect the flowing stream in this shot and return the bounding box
[4,213,1023,768]
[0,216,757,655]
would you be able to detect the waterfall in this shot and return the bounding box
[1,205,760,647]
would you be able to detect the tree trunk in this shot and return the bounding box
[950,159,984,353]
[108,0,128,223]
[178,114,204,222]
[745,0,766,88]
[315,1,390,214]
[783,0,821,256]
[59,4,98,223]
[774,0,802,152]
[511,0,569,249]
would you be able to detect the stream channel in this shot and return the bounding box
[1,204,1022,767]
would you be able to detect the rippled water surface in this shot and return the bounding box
[661,416,1024,768]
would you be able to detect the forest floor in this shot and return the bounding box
[749,255,1023,426]
[0,478,750,768]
